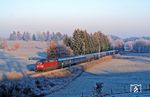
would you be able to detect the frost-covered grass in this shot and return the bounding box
[125,52,150,57]
[0,67,83,97]
[46,53,150,97]
[105,92,150,97]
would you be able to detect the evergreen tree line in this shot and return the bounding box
[9,31,64,41]
[63,29,110,55]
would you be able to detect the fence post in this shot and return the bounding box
[124,86,126,93]
[81,92,84,97]
[111,89,113,94]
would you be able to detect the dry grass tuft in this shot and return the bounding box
[6,71,23,79]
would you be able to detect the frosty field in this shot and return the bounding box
[0,41,48,79]
[46,53,150,97]
[0,41,150,97]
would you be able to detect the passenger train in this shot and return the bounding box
[35,50,118,71]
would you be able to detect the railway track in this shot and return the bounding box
[28,67,70,77]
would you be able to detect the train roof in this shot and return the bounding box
[58,55,85,61]
[58,50,117,61]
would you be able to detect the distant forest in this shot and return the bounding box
[9,31,64,41]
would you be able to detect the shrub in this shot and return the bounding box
[13,41,21,50]
[47,41,73,59]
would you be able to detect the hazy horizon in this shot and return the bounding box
[0,0,150,38]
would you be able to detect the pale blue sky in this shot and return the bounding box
[0,0,150,38]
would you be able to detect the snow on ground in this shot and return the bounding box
[0,41,48,79]
[5,41,48,59]
[125,53,150,58]
[0,41,85,97]
[0,41,84,96]
[106,92,150,97]
[1,42,150,97]
[0,66,83,97]
[46,53,150,97]
[0,51,28,79]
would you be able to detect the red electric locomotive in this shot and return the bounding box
[36,59,59,71]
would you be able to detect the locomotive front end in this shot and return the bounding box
[36,61,45,71]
